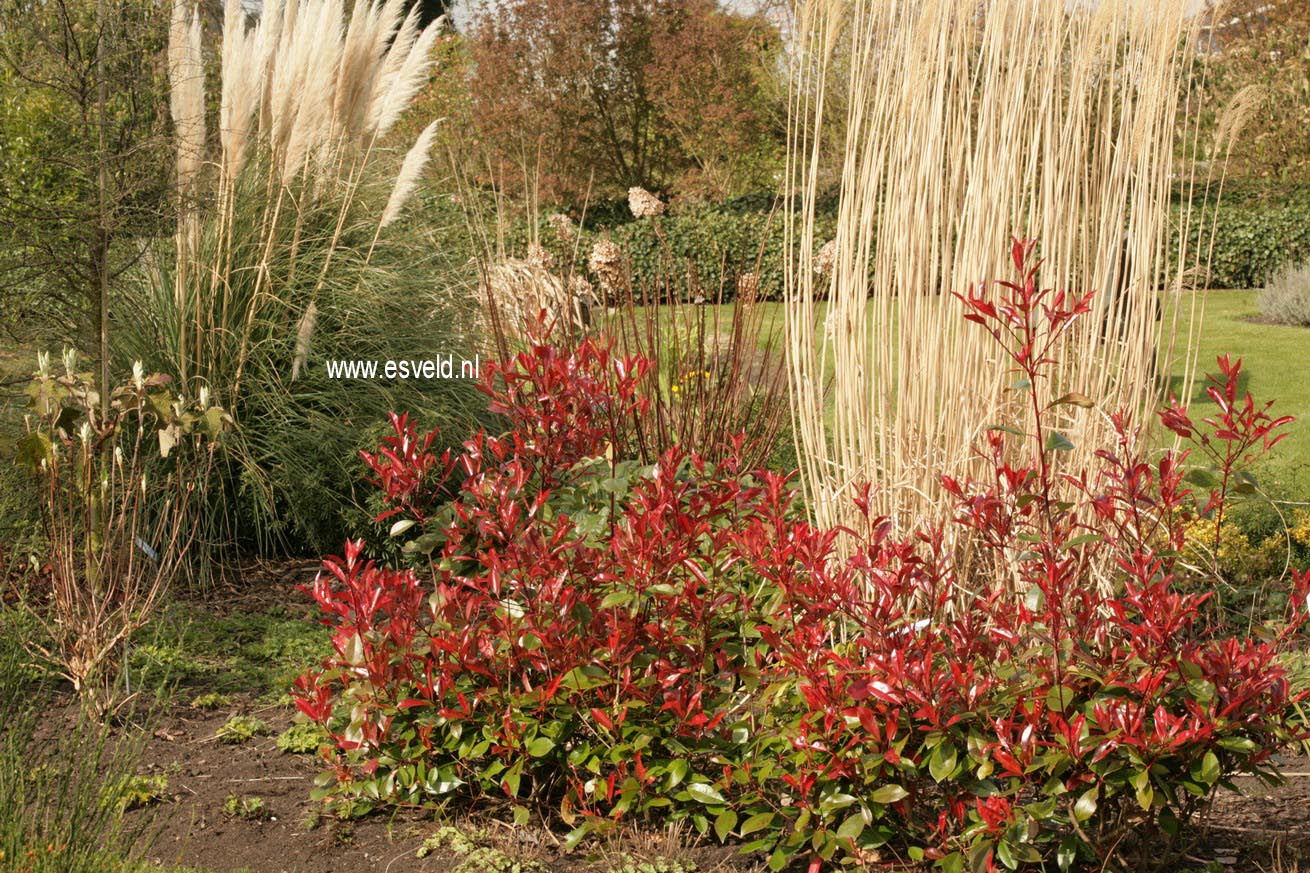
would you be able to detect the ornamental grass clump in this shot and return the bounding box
[782,0,1240,543]
[295,243,1307,871]
[121,0,483,555]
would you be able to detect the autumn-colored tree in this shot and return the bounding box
[467,0,783,206]
[644,0,784,198]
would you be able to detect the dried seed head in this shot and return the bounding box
[627,186,665,218]
[736,271,759,302]
[547,212,576,243]
[526,243,554,270]
[588,238,624,291]
[814,239,838,276]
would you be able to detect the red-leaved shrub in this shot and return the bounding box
[295,241,1308,872]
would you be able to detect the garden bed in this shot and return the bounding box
[91,559,1310,873]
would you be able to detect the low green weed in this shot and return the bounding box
[215,715,270,745]
[0,641,158,871]
[130,604,328,701]
[190,692,231,710]
[276,721,328,754]
[222,794,269,821]
[114,774,169,812]
[415,825,544,873]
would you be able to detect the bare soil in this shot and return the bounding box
[114,701,1310,872]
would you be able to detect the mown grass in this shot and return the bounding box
[626,291,1310,501]
[1175,291,1310,503]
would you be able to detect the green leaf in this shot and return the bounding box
[526,736,555,757]
[563,824,590,853]
[512,805,530,827]
[14,432,52,470]
[714,809,738,842]
[666,759,689,789]
[1045,431,1075,452]
[502,760,523,798]
[1045,684,1076,712]
[739,811,775,836]
[1056,834,1078,871]
[1063,533,1103,549]
[836,812,865,842]
[996,839,1017,871]
[1199,750,1221,786]
[868,784,908,804]
[929,743,958,782]
[940,852,965,873]
[599,590,633,609]
[819,792,857,813]
[1135,779,1154,811]
[1073,787,1097,822]
[686,782,726,805]
[1159,806,1180,837]
[424,766,464,795]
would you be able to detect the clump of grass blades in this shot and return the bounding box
[0,634,158,872]
[118,0,485,557]
[607,262,796,474]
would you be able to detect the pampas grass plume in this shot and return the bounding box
[380,118,442,229]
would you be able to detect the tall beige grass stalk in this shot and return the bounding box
[784,0,1214,546]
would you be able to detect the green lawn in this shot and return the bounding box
[1177,291,1310,503]
[619,291,1310,501]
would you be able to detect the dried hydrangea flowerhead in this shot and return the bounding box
[547,212,576,244]
[589,237,625,292]
[627,186,665,218]
[569,274,596,300]
[814,238,838,276]
[735,271,759,303]
[526,243,554,270]
[569,275,599,327]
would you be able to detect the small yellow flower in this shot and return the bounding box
[1290,508,1310,548]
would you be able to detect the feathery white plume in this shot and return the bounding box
[381,118,442,228]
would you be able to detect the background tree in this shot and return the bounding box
[1196,0,1310,184]
[644,0,784,199]
[0,0,172,366]
[466,0,784,206]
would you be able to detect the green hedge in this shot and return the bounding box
[509,186,1310,298]
[520,200,839,301]
[1173,187,1310,288]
